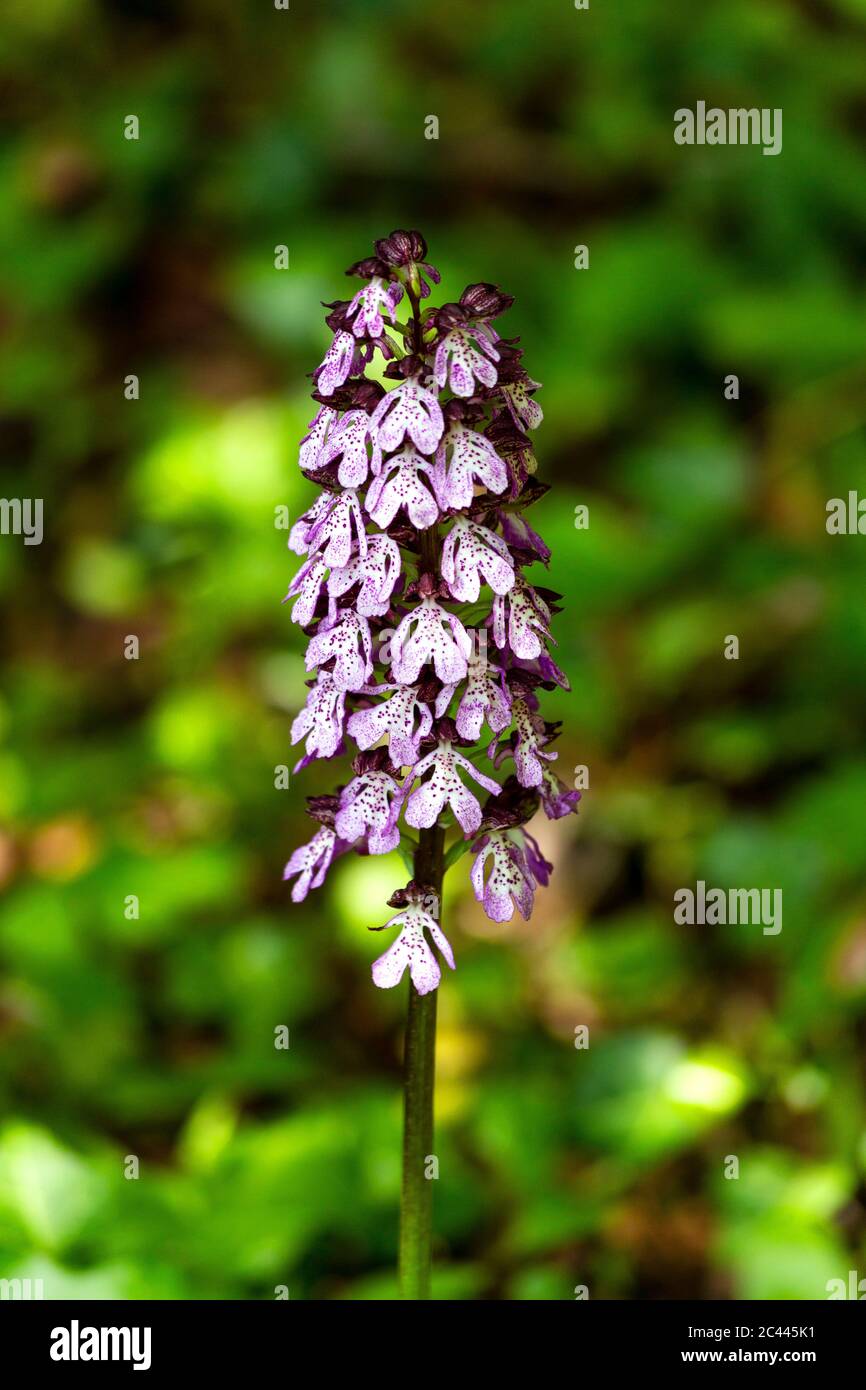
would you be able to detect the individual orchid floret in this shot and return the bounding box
[315,330,358,397]
[283,826,338,903]
[335,752,402,854]
[437,655,511,741]
[539,767,581,820]
[374,229,441,300]
[347,276,403,338]
[441,517,514,603]
[492,576,553,660]
[327,532,401,618]
[491,697,558,788]
[523,830,553,887]
[470,829,535,923]
[298,405,336,472]
[305,488,368,568]
[347,682,434,768]
[433,419,508,510]
[288,492,333,556]
[498,508,551,564]
[285,553,327,626]
[365,446,439,530]
[304,607,373,691]
[371,900,455,995]
[403,732,501,835]
[390,596,472,685]
[434,326,499,398]
[370,376,444,455]
[290,671,346,765]
[501,373,544,432]
[314,409,381,488]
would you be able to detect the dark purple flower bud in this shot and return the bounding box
[459,283,514,319]
[352,745,392,776]
[478,775,540,831]
[323,300,354,333]
[373,230,440,299]
[387,879,438,909]
[311,377,385,413]
[428,302,469,333]
[375,229,428,265]
[346,255,391,279]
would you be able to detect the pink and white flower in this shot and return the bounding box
[441,517,514,603]
[470,830,535,922]
[492,577,553,660]
[304,608,373,691]
[316,331,357,396]
[347,684,433,768]
[433,421,508,510]
[434,327,499,398]
[305,489,368,568]
[389,598,472,685]
[370,377,444,455]
[371,905,455,995]
[347,276,403,338]
[365,446,439,530]
[291,672,346,764]
[283,827,338,903]
[335,769,401,854]
[403,740,500,836]
[327,532,401,618]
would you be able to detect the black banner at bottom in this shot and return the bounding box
[0,1298,860,1373]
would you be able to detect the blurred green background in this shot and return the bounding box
[2,0,866,1300]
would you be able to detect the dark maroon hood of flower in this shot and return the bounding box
[282,231,579,993]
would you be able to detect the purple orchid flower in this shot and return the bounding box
[403,740,501,836]
[441,517,515,603]
[304,489,368,568]
[283,826,339,903]
[470,829,535,923]
[539,767,581,820]
[436,656,511,741]
[434,327,499,398]
[304,607,374,691]
[501,375,543,431]
[347,683,433,768]
[365,446,439,531]
[315,331,357,397]
[491,697,558,788]
[284,231,578,1000]
[299,405,336,472]
[335,768,402,854]
[369,376,444,455]
[347,276,403,338]
[389,598,472,685]
[291,672,346,765]
[315,409,381,488]
[433,421,508,510]
[327,532,401,617]
[370,905,455,995]
[492,577,553,661]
